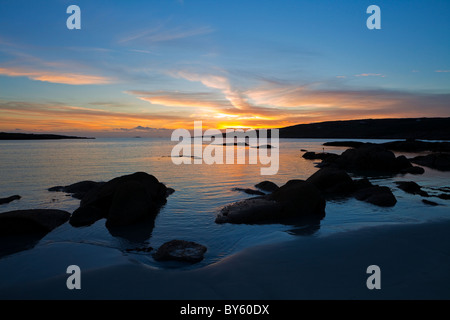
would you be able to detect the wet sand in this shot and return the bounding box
[1,219,449,300]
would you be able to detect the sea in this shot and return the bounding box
[0,138,449,286]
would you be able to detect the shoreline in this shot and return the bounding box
[2,219,450,300]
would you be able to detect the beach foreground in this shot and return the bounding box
[1,219,449,300]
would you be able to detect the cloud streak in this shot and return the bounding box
[126,90,232,109]
[355,73,385,77]
[119,25,214,44]
[0,67,113,85]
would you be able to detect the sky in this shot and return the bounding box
[0,0,449,137]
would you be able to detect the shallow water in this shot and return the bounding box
[0,138,449,280]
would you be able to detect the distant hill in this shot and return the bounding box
[0,132,94,140]
[279,118,450,140]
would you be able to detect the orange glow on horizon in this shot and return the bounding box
[0,111,443,134]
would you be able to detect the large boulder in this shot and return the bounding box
[327,145,413,174]
[106,180,158,227]
[0,209,70,236]
[0,209,70,257]
[216,180,326,224]
[353,186,397,207]
[255,181,279,193]
[306,168,398,207]
[70,172,169,227]
[268,180,326,219]
[395,181,429,197]
[410,153,450,171]
[216,198,283,224]
[152,240,207,263]
[306,168,354,195]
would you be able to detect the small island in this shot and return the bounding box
[0,132,95,140]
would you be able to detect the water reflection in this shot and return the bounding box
[286,221,321,236]
[106,216,156,247]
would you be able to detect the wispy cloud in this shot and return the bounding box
[435,70,450,73]
[119,25,214,44]
[126,90,231,109]
[0,41,115,85]
[355,73,385,77]
[0,67,113,85]
[170,70,255,111]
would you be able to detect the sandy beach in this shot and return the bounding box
[1,219,449,300]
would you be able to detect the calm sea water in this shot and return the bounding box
[0,138,449,278]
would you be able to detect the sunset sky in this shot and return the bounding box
[0,0,449,136]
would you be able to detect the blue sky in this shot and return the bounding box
[0,0,449,135]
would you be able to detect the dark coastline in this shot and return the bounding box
[0,132,94,140]
[278,117,450,140]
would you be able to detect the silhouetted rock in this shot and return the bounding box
[255,181,279,192]
[353,186,397,207]
[324,139,450,153]
[0,209,70,236]
[395,181,429,197]
[216,198,282,224]
[216,180,326,224]
[232,188,265,196]
[152,240,207,263]
[166,188,175,196]
[0,195,21,205]
[325,145,413,174]
[401,166,425,175]
[395,155,413,170]
[306,167,354,195]
[107,180,156,227]
[352,178,374,191]
[438,193,450,200]
[70,172,169,227]
[381,139,450,153]
[410,153,450,171]
[69,205,104,227]
[302,152,338,161]
[0,209,70,257]
[268,180,326,219]
[49,181,103,200]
